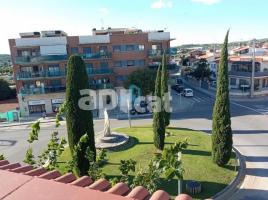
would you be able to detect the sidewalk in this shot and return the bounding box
[184,79,268,102]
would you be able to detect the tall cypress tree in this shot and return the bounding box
[161,52,170,127]
[153,64,165,150]
[66,55,96,163]
[212,30,233,166]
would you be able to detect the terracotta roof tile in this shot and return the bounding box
[70,176,93,187]
[126,186,150,200]
[38,170,61,180]
[107,182,130,196]
[149,190,170,200]
[0,160,192,200]
[88,178,111,191]
[54,172,76,183]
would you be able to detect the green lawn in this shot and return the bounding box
[58,126,237,199]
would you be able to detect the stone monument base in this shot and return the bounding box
[95,132,129,149]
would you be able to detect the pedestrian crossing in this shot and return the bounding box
[252,105,268,115]
[188,96,215,104]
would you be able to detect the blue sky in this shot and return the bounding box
[1,0,268,53]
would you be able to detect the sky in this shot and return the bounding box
[1,0,268,53]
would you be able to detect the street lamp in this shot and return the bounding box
[127,99,132,128]
[250,38,257,98]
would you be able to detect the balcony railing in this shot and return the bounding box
[87,68,113,76]
[229,71,268,77]
[16,55,68,64]
[16,70,66,80]
[89,83,113,90]
[148,49,163,57]
[19,85,66,95]
[82,52,112,60]
[148,48,177,57]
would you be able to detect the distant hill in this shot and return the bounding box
[0,54,11,67]
[177,38,268,50]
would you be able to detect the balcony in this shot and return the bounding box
[87,68,113,76]
[82,52,112,60]
[148,49,163,58]
[148,62,177,70]
[16,70,66,80]
[148,48,177,58]
[229,71,268,77]
[19,85,66,95]
[16,55,68,64]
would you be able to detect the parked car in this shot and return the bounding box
[171,84,184,94]
[183,88,194,97]
[176,78,183,85]
[211,81,217,87]
[130,100,151,115]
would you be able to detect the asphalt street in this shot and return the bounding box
[0,88,268,199]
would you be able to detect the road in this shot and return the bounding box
[1,89,268,199]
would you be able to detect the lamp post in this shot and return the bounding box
[250,39,256,98]
[127,99,132,128]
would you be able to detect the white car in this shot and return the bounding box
[183,88,194,97]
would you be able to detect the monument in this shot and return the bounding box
[96,108,129,149]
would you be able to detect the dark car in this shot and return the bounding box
[176,78,183,85]
[171,84,184,94]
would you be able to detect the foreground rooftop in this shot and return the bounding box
[0,160,192,200]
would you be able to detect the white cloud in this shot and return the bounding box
[98,7,109,16]
[151,0,173,9]
[191,0,221,5]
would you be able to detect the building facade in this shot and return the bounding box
[228,55,268,96]
[9,28,172,117]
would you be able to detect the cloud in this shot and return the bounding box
[191,0,221,5]
[98,7,109,16]
[151,0,173,9]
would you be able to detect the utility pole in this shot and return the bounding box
[250,39,256,98]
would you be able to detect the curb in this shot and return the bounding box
[0,119,56,128]
[208,147,246,200]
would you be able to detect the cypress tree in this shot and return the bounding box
[66,55,96,163]
[212,30,233,166]
[161,53,170,127]
[153,64,165,150]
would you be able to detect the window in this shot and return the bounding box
[230,78,236,86]
[20,67,32,72]
[50,79,61,86]
[126,45,135,51]
[113,45,121,52]
[138,45,145,51]
[71,47,78,54]
[239,79,249,86]
[48,64,60,76]
[83,47,92,54]
[114,61,122,67]
[100,62,108,68]
[48,64,60,71]
[86,63,93,74]
[127,60,135,66]
[138,60,145,66]
[152,44,162,50]
[117,76,125,82]
[99,46,108,52]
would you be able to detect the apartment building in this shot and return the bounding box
[9,28,172,117]
[228,55,268,95]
